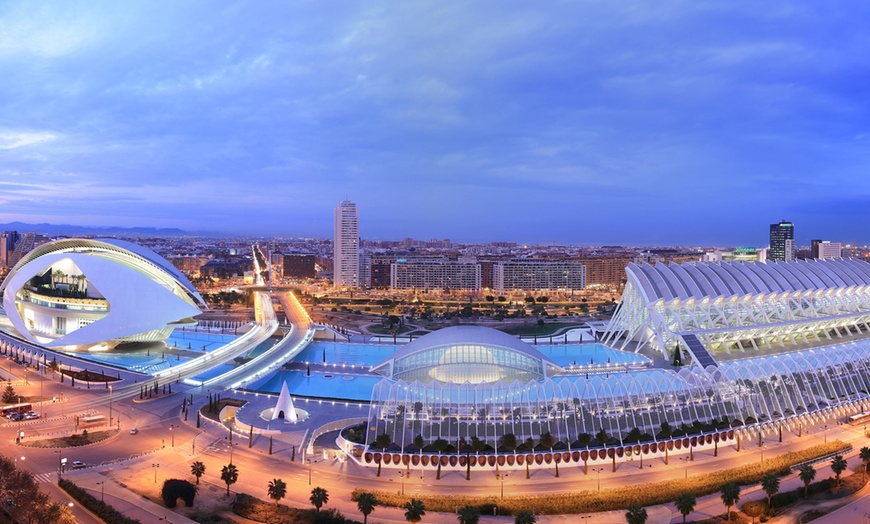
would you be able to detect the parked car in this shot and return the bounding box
[129,428,139,435]
[23,412,39,420]
[9,413,22,421]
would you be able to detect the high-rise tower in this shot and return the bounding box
[333,200,359,288]
[769,220,795,261]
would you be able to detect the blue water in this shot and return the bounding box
[244,339,280,359]
[247,370,381,401]
[293,342,398,367]
[165,330,238,352]
[192,363,236,382]
[538,344,649,367]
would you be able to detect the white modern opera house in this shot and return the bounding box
[0,238,205,350]
[362,259,870,471]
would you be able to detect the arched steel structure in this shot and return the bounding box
[602,258,870,357]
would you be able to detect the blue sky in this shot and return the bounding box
[1,1,869,246]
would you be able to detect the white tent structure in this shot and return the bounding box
[271,381,298,422]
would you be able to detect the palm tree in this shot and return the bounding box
[624,504,647,524]
[860,446,870,481]
[310,486,329,512]
[524,436,535,479]
[539,432,559,477]
[514,510,536,524]
[413,434,425,452]
[220,463,239,496]
[720,482,740,521]
[457,505,480,524]
[674,492,695,524]
[432,438,448,480]
[831,455,848,487]
[404,498,426,523]
[499,433,518,455]
[356,492,378,524]
[798,464,816,497]
[660,422,673,465]
[595,428,609,447]
[577,433,592,475]
[267,478,286,507]
[190,461,206,485]
[375,433,392,477]
[761,473,780,511]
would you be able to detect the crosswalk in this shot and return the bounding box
[32,472,56,484]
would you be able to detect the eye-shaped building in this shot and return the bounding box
[0,238,205,350]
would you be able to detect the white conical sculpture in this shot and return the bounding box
[272,381,298,422]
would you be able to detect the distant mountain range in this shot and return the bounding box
[0,221,208,237]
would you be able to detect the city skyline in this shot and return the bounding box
[2,2,869,245]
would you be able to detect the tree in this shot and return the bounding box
[356,492,378,524]
[524,436,535,479]
[432,438,448,480]
[595,428,609,447]
[625,504,648,524]
[798,464,816,497]
[499,433,518,454]
[860,446,870,481]
[675,492,695,524]
[375,433,392,477]
[514,510,537,524]
[761,473,780,511]
[720,482,740,521]
[2,384,17,404]
[220,464,238,496]
[161,479,197,508]
[413,434,425,452]
[577,433,592,475]
[310,486,329,512]
[539,432,559,477]
[267,478,287,507]
[831,455,848,487]
[659,422,673,465]
[458,505,480,524]
[404,498,426,523]
[190,461,206,485]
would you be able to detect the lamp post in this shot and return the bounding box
[398,471,406,496]
[824,424,828,444]
[170,425,174,448]
[96,481,104,502]
[109,385,113,425]
[679,456,689,478]
[152,463,159,484]
[307,459,312,486]
[55,450,62,478]
[497,472,509,499]
[593,467,604,492]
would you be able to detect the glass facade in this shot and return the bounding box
[392,343,545,384]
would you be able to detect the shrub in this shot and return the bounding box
[162,479,197,508]
[58,478,141,524]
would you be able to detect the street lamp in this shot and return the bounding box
[170,425,174,448]
[397,471,406,496]
[592,467,604,492]
[109,385,113,425]
[679,456,689,479]
[824,424,828,444]
[96,481,104,502]
[152,463,159,484]
[497,472,509,499]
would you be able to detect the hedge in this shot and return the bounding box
[58,478,141,524]
[353,440,851,516]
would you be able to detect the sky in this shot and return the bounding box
[1,1,869,246]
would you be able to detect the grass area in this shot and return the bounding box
[233,493,349,523]
[365,324,416,335]
[200,398,247,423]
[498,322,584,337]
[23,428,119,448]
[354,440,850,516]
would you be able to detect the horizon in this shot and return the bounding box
[2,2,869,245]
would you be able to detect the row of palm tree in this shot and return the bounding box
[625,451,861,523]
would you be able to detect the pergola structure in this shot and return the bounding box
[602,258,870,360]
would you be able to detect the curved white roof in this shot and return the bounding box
[626,258,870,303]
[1,238,204,347]
[382,325,557,365]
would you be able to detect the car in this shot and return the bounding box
[71,461,86,469]
[129,428,138,435]
[9,413,22,421]
[23,412,39,420]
